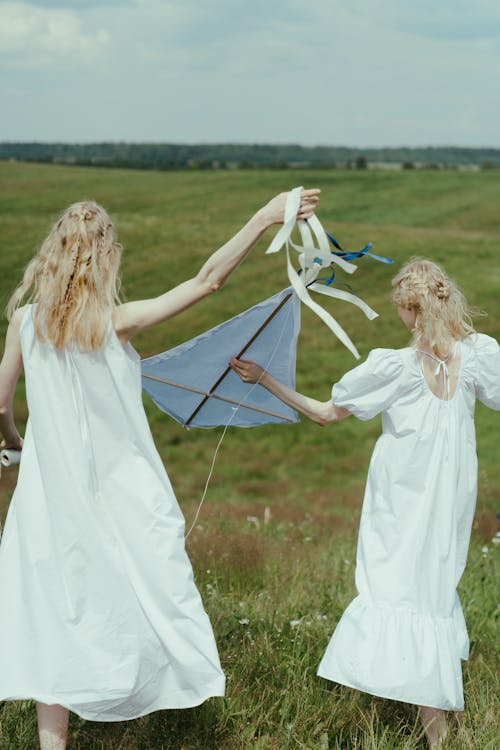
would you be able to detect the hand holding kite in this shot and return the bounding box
[229,357,264,384]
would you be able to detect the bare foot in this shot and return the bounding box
[418,705,447,748]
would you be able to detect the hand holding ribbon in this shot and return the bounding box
[265,186,392,359]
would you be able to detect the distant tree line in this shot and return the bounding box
[0,142,499,170]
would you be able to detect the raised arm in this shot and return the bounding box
[0,308,25,450]
[113,188,320,342]
[230,357,351,426]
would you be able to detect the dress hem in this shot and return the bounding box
[316,670,464,712]
[0,680,226,722]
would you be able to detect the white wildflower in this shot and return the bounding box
[289,619,302,627]
[239,618,249,625]
[247,515,260,529]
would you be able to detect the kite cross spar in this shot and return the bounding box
[141,187,392,533]
[142,186,392,425]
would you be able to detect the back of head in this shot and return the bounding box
[7,201,123,350]
[392,258,475,358]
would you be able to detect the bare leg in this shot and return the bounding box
[36,702,69,750]
[418,705,447,748]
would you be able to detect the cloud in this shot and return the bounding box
[25,1,134,7]
[0,0,499,145]
[0,1,109,65]
[344,0,500,40]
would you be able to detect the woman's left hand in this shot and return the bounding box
[230,357,265,384]
[259,188,320,227]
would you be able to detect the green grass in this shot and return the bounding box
[0,162,499,749]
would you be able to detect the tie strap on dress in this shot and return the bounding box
[417,344,458,401]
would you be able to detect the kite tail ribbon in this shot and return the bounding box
[266,186,379,359]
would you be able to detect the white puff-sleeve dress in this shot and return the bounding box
[317,334,500,711]
[0,307,225,721]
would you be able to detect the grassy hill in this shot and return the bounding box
[0,162,498,749]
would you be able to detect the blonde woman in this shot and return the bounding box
[0,188,319,750]
[231,259,500,747]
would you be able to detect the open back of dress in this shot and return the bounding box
[417,343,461,401]
[319,333,500,711]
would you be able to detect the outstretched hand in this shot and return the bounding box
[260,188,320,227]
[230,357,265,384]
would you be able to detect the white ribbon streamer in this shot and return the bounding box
[266,186,379,359]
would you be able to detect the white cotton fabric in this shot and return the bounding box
[318,333,500,710]
[0,307,225,721]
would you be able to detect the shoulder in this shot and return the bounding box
[363,347,407,375]
[9,305,30,333]
[338,347,407,388]
[462,332,499,357]
[460,333,499,394]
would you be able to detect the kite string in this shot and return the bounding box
[184,297,295,539]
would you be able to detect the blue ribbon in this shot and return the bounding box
[304,220,393,288]
[324,230,393,264]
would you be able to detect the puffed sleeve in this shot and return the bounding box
[331,348,405,421]
[474,334,500,410]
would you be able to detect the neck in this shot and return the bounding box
[414,340,457,360]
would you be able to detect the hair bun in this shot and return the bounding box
[435,280,450,300]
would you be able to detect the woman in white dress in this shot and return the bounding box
[0,188,319,750]
[231,259,500,748]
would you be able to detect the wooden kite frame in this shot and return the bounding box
[142,291,294,427]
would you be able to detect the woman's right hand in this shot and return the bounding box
[230,357,265,384]
[258,188,320,227]
[0,436,23,452]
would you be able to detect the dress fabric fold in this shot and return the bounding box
[318,334,500,710]
[0,307,225,721]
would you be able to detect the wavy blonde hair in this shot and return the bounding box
[7,201,123,351]
[392,259,476,359]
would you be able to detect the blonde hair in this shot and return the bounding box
[392,259,476,359]
[7,201,122,350]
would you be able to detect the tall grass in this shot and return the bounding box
[0,163,499,748]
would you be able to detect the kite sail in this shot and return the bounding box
[142,287,301,428]
[142,187,392,430]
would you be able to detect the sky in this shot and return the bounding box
[1,0,500,146]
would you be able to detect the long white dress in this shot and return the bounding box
[0,307,225,721]
[317,334,500,711]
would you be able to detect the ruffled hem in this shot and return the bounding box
[317,596,467,711]
[0,675,226,722]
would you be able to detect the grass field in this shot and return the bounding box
[0,162,499,749]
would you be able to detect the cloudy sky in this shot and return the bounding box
[1,0,499,146]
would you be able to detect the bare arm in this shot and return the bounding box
[230,357,351,426]
[113,189,320,342]
[0,308,25,450]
